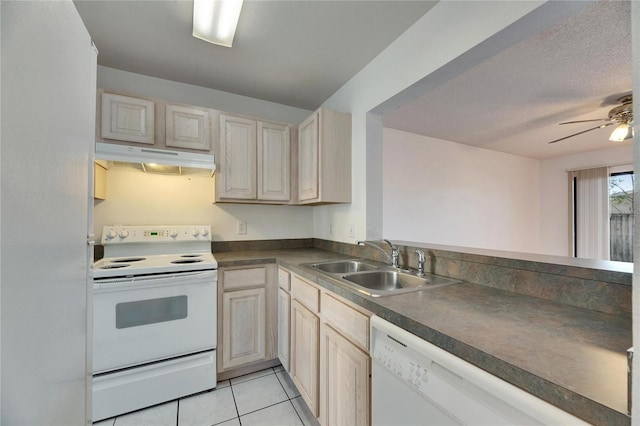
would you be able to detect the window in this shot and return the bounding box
[609,170,634,262]
[570,165,633,262]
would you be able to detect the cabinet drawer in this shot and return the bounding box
[321,293,369,350]
[278,268,291,292]
[222,266,267,290]
[292,275,319,313]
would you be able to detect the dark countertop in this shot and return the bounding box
[214,248,631,426]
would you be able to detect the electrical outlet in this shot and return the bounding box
[329,222,334,235]
[348,223,355,238]
[237,221,247,235]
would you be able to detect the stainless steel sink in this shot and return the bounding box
[341,270,460,297]
[309,259,380,274]
[305,259,460,297]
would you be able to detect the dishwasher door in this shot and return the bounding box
[370,316,588,426]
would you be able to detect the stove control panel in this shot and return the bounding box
[102,225,212,245]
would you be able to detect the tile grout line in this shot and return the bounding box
[228,380,243,426]
[273,370,306,425]
[231,368,304,422]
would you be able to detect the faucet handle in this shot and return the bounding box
[415,249,426,276]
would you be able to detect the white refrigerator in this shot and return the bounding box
[1,1,97,424]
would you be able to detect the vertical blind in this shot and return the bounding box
[570,167,610,260]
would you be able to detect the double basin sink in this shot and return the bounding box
[305,259,460,297]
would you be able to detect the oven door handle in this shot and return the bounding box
[93,270,217,291]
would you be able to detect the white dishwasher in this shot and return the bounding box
[370,316,589,425]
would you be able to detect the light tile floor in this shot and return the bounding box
[94,366,320,426]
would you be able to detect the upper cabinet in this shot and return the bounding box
[97,89,215,154]
[165,104,211,151]
[97,90,352,206]
[298,108,351,205]
[101,93,155,144]
[217,114,257,200]
[258,121,291,201]
[215,113,292,204]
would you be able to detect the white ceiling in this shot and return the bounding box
[382,0,633,159]
[73,0,437,110]
[74,0,633,160]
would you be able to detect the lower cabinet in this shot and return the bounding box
[222,287,266,369]
[277,267,292,371]
[218,264,278,380]
[283,267,371,426]
[319,324,370,426]
[291,300,320,416]
[277,287,291,371]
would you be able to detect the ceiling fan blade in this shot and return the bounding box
[547,122,614,144]
[559,118,610,125]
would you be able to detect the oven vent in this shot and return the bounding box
[95,143,216,176]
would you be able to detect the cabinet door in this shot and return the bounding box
[291,300,320,417]
[101,93,154,144]
[219,114,257,199]
[94,162,107,200]
[222,287,266,370]
[320,324,370,426]
[258,121,290,201]
[277,287,291,371]
[298,112,319,202]
[166,104,211,151]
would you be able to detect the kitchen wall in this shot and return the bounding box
[98,66,310,124]
[381,128,633,256]
[93,167,313,241]
[382,128,540,253]
[95,66,314,241]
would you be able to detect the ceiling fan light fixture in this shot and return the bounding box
[192,0,244,47]
[609,123,634,142]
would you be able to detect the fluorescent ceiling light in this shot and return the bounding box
[193,0,244,47]
[609,123,634,142]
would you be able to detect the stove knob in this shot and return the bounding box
[192,229,200,237]
[119,230,130,239]
[169,229,178,238]
[201,228,209,237]
[105,230,117,240]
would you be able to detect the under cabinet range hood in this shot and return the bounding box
[95,142,216,176]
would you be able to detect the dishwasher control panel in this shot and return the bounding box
[371,331,432,396]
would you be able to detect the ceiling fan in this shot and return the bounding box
[548,94,634,144]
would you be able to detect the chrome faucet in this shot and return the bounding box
[357,239,400,268]
[415,249,426,276]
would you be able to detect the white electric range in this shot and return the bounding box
[92,225,218,421]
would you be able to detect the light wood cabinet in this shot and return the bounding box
[166,104,211,151]
[222,287,266,369]
[218,265,278,379]
[94,161,107,200]
[97,89,216,155]
[278,288,291,371]
[277,267,291,371]
[218,114,257,200]
[258,121,290,201]
[298,108,351,205]
[101,92,154,144]
[291,299,320,417]
[216,114,291,203]
[282,267,372,425]
[319,324,370,426]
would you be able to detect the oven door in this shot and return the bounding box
[93,270,217,374]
